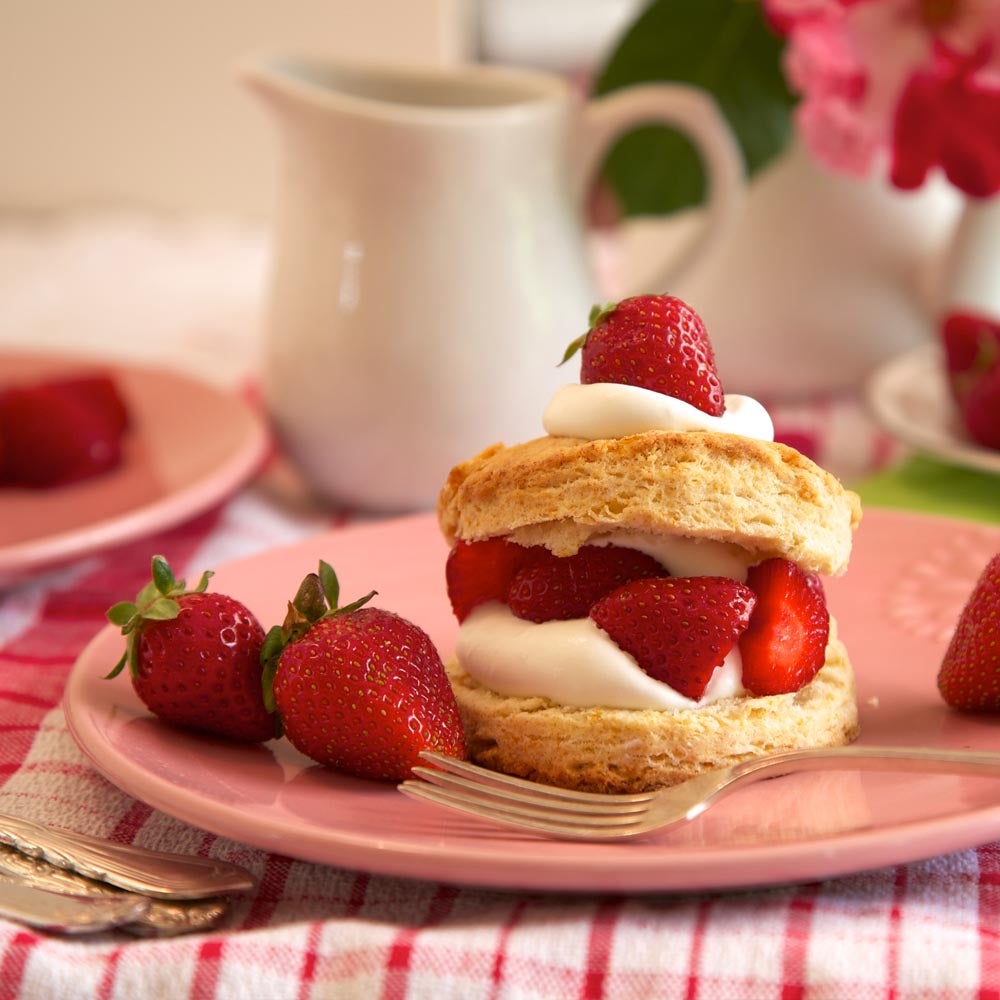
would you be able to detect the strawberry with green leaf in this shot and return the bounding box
[106,555,274,743]
[262,562,465,781]
[561,295,725,416]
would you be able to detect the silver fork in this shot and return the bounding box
[399,746,1000,841]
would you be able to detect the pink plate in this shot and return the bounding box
[0,353,269,585]
[63,509,1000,893]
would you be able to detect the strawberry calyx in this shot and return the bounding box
[559,301,616,366]
[104,555,213,681]
[260,560,376,713]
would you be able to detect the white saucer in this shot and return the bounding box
[867,342,1000,475]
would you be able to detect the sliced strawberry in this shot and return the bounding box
[938,552,1000,710]
[941,311,1000,402]
[590,577,756,700]
[48,374,130,435]
[508,544,669,623]
[960,362,1000,450]
[445,538,534,622]
[739,559,829,696]
[0,384,123,488]
[562,295,725,415]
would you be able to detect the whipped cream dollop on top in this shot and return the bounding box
[543,383,774,442]
[454,380,777,711]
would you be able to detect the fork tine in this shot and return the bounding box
[418,752,654,804]
[399,782,649,840]
[411,766,648,817]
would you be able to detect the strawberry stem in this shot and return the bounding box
[258,561,378,715]
[588,301,617,328]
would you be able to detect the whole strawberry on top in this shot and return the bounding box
[262,561,465,781]
[106,555,274,742]
[938,552,1000,711]
[561,294,725,416]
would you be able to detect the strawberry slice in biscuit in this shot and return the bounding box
[437,294,862,793]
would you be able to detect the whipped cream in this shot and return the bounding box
[543,383,774,442]
[590,532,756,583]
[457,602,744,710]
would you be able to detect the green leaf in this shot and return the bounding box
[191,570,213,594]
[594,0,795,217]
[335,590,377,616]
[104,650,129,680]
[106,602,137,628]
[260,626,285,714]
[134,581,159,610]
[142,597,180,621]
[589,302,616,327]
[318,561,340,610]
[151,555,175,596]
[559,332,589,367]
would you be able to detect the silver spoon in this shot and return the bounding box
[0,875,149,935]
[0,811,255,899]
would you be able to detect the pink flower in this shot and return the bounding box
[892,42,1000,195]
[765,0,1000,194]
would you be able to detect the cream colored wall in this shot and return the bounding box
[0,0,474,217]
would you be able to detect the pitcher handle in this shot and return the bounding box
[574,84,745,295]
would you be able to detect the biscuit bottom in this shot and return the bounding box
[447,618,859,793]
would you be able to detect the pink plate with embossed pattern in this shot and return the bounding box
[64,509,1000,893]
[0,353,269,586]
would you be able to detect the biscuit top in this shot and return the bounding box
[437,430,862,576]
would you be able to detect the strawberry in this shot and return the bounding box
[938,552,1000,710]
[507,544,669,623]
[589,577,756,700]
[105,556,274,743]
[0,381,125,488]
[562,295,725,416]
[445,538,533,622]
[263,562,465,781]
[941,311,1000,402]
[960,362,1000,450]
[738,559,829,696]
[48,374,130,435]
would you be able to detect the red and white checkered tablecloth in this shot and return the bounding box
[2,393,997,1000]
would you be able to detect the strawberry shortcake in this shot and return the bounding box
[436,295,862,793]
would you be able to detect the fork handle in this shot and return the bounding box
[730,745,1000,783]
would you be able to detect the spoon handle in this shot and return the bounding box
[0,811,255,900]
[0,875,149,934]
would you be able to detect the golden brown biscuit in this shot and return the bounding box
[448,618,858,793]
[438,431,862,576]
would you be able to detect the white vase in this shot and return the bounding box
[940,196,1000,321]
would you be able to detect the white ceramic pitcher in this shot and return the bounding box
[241,55,743,511]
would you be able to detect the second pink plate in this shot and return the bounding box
[0,353,269,585]
[64,509,1000,893]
